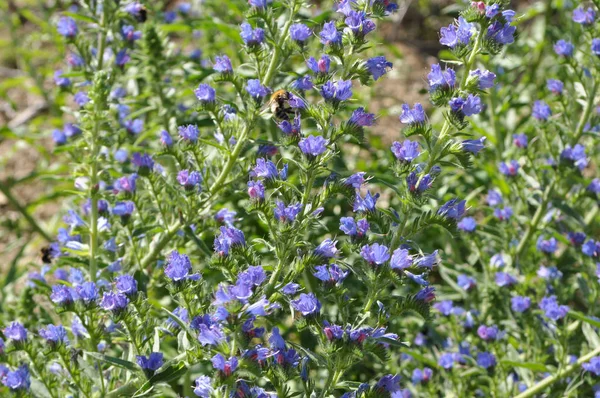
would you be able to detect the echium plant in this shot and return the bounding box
[0,0,519,397]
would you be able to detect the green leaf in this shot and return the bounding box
[500,360,548,372]
[86,352,140,372]
[569,311,600,328]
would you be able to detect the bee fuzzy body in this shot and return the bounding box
[269,90,295,121]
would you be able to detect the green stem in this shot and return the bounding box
[262,1,297,87]
[514,345,600,398]
[0,181,51,241]
[571,80,598,145]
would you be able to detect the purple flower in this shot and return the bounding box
[539,295,569,320]
[248,0,270,8]
[366,56,393,81]
[536,235,557,254]
[547,79,564,94]
[52,129,67,145]
[313,264,349,284]
[354,191,379,212]
[321,80,353,102]
[415,286,436,302]
[54,70,71,87]
[376,374,401,393]
[247,180,265,200]
[513,133,528,148]
[485,4,500,18]
[573,7,596,25]
[349,107,375,126]
[193,376,213,397]
[477,324,499,341]
[132,153,154,170]
[457,274,476,290]
[177,170,203,190]
[511,296,531,313]
[391,140,420,162]
[197,324,225,346]
[274,201,303,223]
[415,251,439,269]
[533,100,552,121]
[345,11,375,37]
[74,91,90,107]
[449,94,482,117]
[4,322,27,342]
[477,352,496,369]
[57,16,78,38]
[390,248,412,270]
[115,50,130,67]
[438,352,458,369]
[2,365,30,391]
[561,144,588,170]
[291,75,313,91]
[340,217,369,237]
[159,130,173,147]
[299,135,328,157]
[583,357,600,376]
[214,226,246,256]
[292,293,321,316]
[100,291,129,312]
[212,353,238,376]
[137,352,164,372]
[195,84,216,104]
[343,172,366,188]
[554,40,574,57]
[405,271,429,286]
[582,240,600,257]
[462,137,486,154]
[588,178,600,194]
[114,174,137,193]
[307,55,331,74]
[438,199,466,219]
[124,1,144,16]
[458,217,477,232]
[399,103,425,126]
[495,272,517,287]
[428,64,456,91]
[246,79,269,98]
[439,17,473,48]
[487,20,516,45]
[50,284,75,306]
[470,69,496,89]
[213,55,232,73]
[320,21,341,45]
[568,232,587,246]
[361,243,390,265]
[240,22,264,46]
[76,281,98,303]
[314,239,338,258]
[282,283,300,295]
[290,23,312,42]
[165,251,193,281]
[121,25,142,42]
[434,300,455,316]
[67,52,84,67]
[39,324,69,345]
[178,124,199,142]
[498,160,519,176]
[592,39,600,55]
[412,368,433,384]
[115,275,138,295]
[493,206,513,221]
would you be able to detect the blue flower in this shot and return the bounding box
[193,376,213,397]
[213,55,232,73]
[246,79,270,98]
[390,248,412,270]
[487,20,516,45]
[353,191,379,212]
[197,324,225,346]
[470,69,496,89]
[248,0,271,8]
[391,140,420,162]
[449,94,482,117]
[405,271,429,286]
[115,275,137,296]
[121,25,142,41]
[137,352,164,373]
[477,352,496,369]
[67,52,84,67]
[539,295,569,320]
[485,4,500,18]
[366,56,393,81]
[76,281,98,303]
[314,239,338,258]
[115,50,130,67]
[124,1,144,16]
[582,240,600,257]
[349,107,375,126]
[100,291,129,312]
[462,137,486,154]
[320,21,341,45]
[292,293,321,316]
[428,64,456,91]
[290,23,312,42]
[345,11,375,37]
[511,296,531,313]
[439,17,473,48]
[583,357,600,376]
[339,217,369,237]
[291,75,313,90]
[412,367,433,384]
[274,201,303,223]
[375,374,401,393]
[307,55,331,74]
[512,133,528,148]
[299,135,328,157]
[343,172,366,188]
[2,365,30,391]
[457,274,476,290]
[438,352,457,369]
[554,40,574,57]
[57,16,78,38]
[536,235,557,254]
[177,170,203,190]
[211,354,238,376]
[592,39,600,55]
[546,79,564,94]
[4,322,27,342]
[495,272,517,287]
[132,153,154,170]
[240,22,265,46]
[437,199,466,219]
[313,264,349,284]
[54,70,71,87]
[498,160,519,176]
[50,284,75,306]
[399,103,425,126]
[74,91,90,107]
[560,144,589,170]
[415,250,439,269]
[195,84,216,103]
[588,178,600,194]
[493,206,513,221]
[214,226,246,256]
[477,324,499,340]
[247,180,265,200]
[165,251,193,281]
[573,7,596,25]
[52,129,67,145]
[458,217,477,232]
[416,286,436,302]
[321,80,353,102]
[360,243,390,265]
[178,124,199,142]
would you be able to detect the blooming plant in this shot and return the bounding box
[1,0,600,397]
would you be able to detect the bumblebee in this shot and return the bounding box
[40,246,53,264]
[268,89,295,121]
